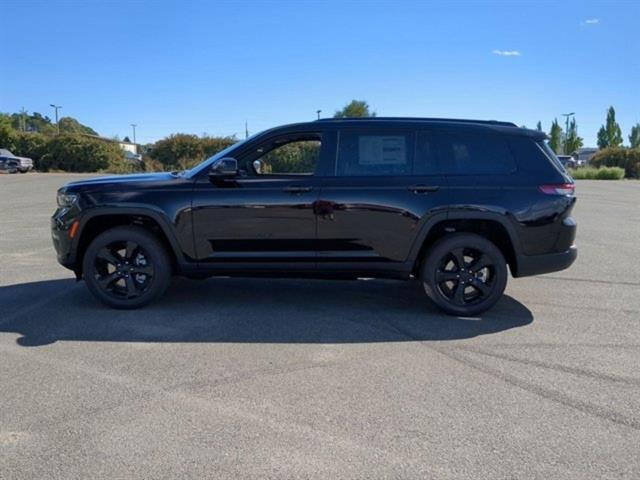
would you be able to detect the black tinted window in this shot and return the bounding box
[337,131,411,176]
[438,133,516,175]
[415,131,439,175]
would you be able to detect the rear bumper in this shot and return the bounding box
[514,245,577,277]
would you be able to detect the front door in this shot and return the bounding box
[191,131,329,272]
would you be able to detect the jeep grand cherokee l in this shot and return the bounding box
[52,118,577,316]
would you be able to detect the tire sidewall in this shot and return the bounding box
[422,233,507,316]
[83,226,171,309]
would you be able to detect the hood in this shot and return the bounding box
[63,172,184,192]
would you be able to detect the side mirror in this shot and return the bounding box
[209,157,238,178]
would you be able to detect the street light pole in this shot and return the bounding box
[316,110,322,120]
[130,124,137,144]
[50,104,62,134]
[561,112,575,154]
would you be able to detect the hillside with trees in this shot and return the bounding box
[2,102,638,177]
[1,112,98,136]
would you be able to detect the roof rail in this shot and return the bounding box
[316,117,517,127]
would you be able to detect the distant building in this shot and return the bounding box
[573,147,598,164]
[81,134,142,162]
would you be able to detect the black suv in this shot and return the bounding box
[52,118,577,316]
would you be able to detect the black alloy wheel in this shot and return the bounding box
[422,233,507,316]
[83,226,171,309]
[94,240,154,300]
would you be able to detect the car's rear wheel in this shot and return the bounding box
[82,226,171,309]
[421,233,507,316]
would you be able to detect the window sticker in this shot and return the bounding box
[358,136,406,165]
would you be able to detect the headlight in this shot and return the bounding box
[57,192,78,207]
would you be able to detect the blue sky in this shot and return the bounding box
[2,0,638,145]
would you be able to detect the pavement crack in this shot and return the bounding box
[374,319,640,432]
[430,346,640,431]
[451,345,640,386]
[542,276,640,287]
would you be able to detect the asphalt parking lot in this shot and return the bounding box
[1,173,639,479]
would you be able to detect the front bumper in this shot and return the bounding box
[51,211,79,270]
[514,245,577,277]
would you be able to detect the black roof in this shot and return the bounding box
[309,117,546,139]
[316,117,517,127]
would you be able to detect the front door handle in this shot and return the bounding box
[283,186,313,194]
[408,185,439,194]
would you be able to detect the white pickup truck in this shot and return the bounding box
[0,148,33,173]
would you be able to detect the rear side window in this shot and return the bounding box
[437,132,516,175]
[337,131,412,176]
[415,131,439,175]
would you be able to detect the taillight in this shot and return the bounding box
[539,183,575,195]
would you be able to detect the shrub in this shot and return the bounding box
[569,167,625,180]
[38,135,126,172]
[591,147,640,178]
[149,134,236,170]
[13,132,48,168]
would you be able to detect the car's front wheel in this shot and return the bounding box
[421,233,507,316]
[82,226,171,309]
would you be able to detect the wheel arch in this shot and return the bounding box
[410,211,521,276]
[73,207,185,276]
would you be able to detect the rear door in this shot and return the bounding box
[315,127,449,274]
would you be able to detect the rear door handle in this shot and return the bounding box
[408,185,439,194]
[283,186,313,194]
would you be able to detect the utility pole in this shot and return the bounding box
[561,112,575,154]
[50,104,62,134]
[130,124,137,144]
[20,107,27,132]
[316,109,322,120]
[245,120,249,139]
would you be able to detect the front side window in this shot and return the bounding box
[337,131,412,176]
[438,132,516,175]
[241,134,322,176]
[258,140,320,175]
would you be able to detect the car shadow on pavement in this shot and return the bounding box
[0,277,533,347]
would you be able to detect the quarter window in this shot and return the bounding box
[437,133,516,175]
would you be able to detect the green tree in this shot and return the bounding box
[333,100,376,118]
[629,124,640,148]
[597,106,623,149]
[564,118,584,154]
[57,117,99,136]
[548,119,563,153]
[536,121,543,131]
[0,124,18,151]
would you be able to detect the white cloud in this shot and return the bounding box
[583,18,600,25]
[492,50,521,57]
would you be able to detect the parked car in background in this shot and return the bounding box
[0,148,33,173]
[556,155,577,169]
[0,156,19,173]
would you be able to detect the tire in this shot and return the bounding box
[421,233,507,316]
[18,168,28,174]
[82,226,171,309]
